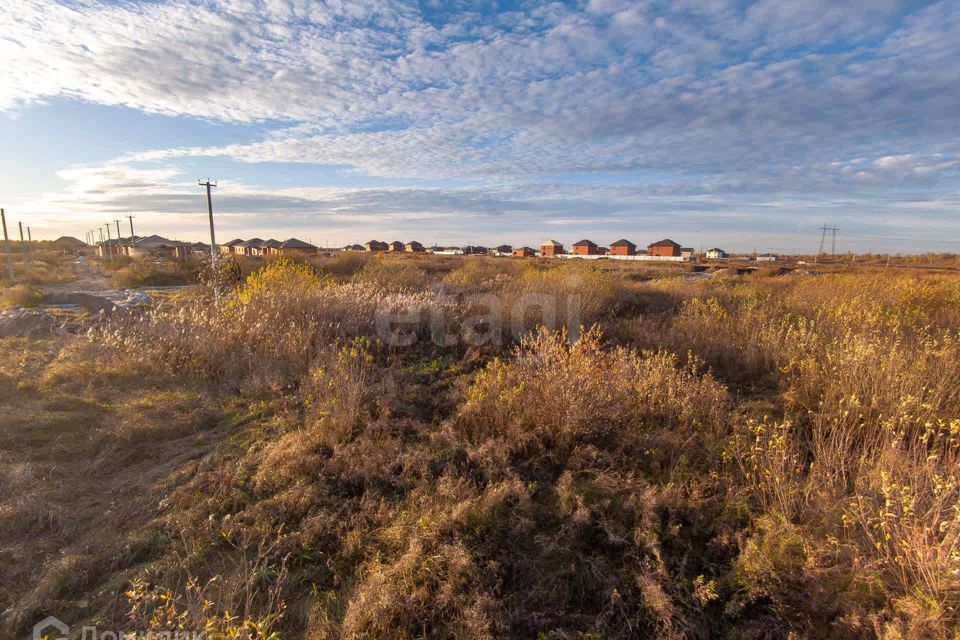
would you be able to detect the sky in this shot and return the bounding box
[1,0,959,253]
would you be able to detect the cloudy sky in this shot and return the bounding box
[1,0,958,252]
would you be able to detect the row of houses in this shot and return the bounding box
[95,235,210,258]
[352,240,426,253]
[354,240,529,255]
[93,235,319,259]
[353,239,733,261]
[86,233,770,263]
[541,238,698,259]
[219,237,317,257]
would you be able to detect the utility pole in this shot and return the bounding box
[830,226,839,256]
[98,227,104,256]
[18,222,30,267]
[105,224,113,258]
[114,219,123,257]
[815,224,828,264]
[127,215,136,238]
[0,209,12,281]
[199,180,220,302]
[199,180,218,268]
[27,227,32,264]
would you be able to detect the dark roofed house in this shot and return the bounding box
[51,236,87,254]
[116,236,140,256]
[572,239,599,256]
[405,241,425,253]
[258,239,283,256]
[388,240,405,252]
[513,246,535,258]
[128,234,187,259]
[648,238,682,257]
[51,236,86,249]
[609,239,637,256]
[219,238,245,255]
[494,244,512,255]
[463,245,488,255]
[276,238,317,256]
[238,238,265,256]
[365,240,388,253]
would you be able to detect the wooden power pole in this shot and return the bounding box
[0,209,12,281]
[199,180,218,268]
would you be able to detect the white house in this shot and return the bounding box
[706,248,729,259]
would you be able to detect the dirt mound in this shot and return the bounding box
[41,292,117,313]
[0,308,55,337]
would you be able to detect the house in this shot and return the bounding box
[219,239,245,255]
[276,238,317,256]
[494,244,512,255]
[463,245,488,255]
[239,238,266,256]
[705,248,728,259]
[51,236,86,251]
[647,239,682,257]
[597,246,609,255]
[388,240,405,252]
[513,246,536,257]
[541,239,564,257]
[681,247,695,260]
[261,239,283,256]
[190,242,211,256]
[572,239,599,256]
[365,240,388,253]
[405,241,425,253]
[127,235,187,259]
[115,236,141,256]
[344,244,365,252]
[609,239,636,256]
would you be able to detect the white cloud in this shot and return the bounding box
[2,0,959,249]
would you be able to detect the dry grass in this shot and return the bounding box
[4,258,960,639]
[1,283,43,307]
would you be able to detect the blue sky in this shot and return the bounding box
[1,0,959,252]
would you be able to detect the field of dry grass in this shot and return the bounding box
[2,254,959,639]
